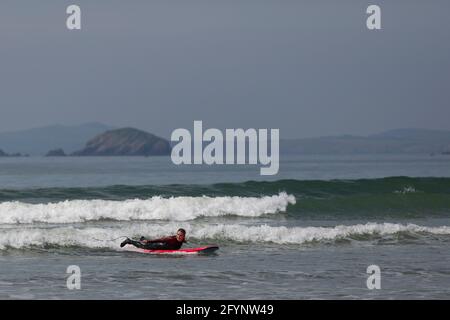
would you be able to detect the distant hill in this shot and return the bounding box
[0,149,29,157]
[0,123,115,155]
[281,128,450,154]
[72,128,171,156]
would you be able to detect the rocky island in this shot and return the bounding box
[72,128,171,156]
[45,148,67,157]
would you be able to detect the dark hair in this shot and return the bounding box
[177,228,186,235]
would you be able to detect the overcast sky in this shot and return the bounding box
[0,0,449,139]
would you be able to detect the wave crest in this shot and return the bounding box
[0,192,296,224]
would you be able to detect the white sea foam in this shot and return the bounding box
[0,222,448,250]
[0,192,296,224]
[394,186,418,194]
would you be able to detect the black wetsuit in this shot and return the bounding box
[128,236,184,250]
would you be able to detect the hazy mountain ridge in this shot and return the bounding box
[281,128,450,154]
[0,123,115,155]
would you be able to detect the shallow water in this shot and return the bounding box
[1,239,449,299]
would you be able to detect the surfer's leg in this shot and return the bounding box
[120,238,147,248]
[120,238,170,249]
[120,237,173,249]
[142,242,169,250]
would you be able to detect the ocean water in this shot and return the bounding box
[0,154,450,299]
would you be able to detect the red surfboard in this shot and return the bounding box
[125,245,219,255]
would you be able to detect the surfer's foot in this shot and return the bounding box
[120,238,131,248]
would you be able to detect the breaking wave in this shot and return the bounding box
[0,192,295,224]
[1,222,449,250]
[2,177,450,219]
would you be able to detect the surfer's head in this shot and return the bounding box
[176,228,186,242]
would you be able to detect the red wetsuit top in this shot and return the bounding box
[143,235,184,250]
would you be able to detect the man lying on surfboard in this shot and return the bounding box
[120,228,186,250]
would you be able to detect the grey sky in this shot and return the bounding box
[0,0,449,139]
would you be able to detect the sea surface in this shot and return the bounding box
[0,154,449,299]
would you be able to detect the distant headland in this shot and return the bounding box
[0,123,171,157]
[1,124,450,156]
